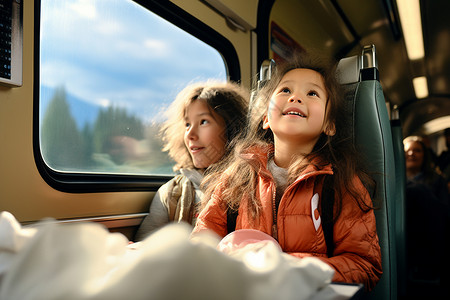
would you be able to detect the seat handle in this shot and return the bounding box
[361,44,377,69]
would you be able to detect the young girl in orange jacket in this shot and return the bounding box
[192,53,382,290]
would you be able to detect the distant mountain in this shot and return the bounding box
[40,86,100,130]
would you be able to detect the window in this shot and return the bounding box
[38,0,228,178]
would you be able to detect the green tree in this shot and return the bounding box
[41,86,86,171]
[142,122,175,174]
[92,106,145,154]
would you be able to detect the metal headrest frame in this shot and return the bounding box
[259,59,276,83]
[362,44,377,69]
[336,44,378,84]
[250,59,276,105]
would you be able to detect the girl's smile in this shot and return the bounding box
[282,107,307,118]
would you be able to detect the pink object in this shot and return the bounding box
[217,229,282,253]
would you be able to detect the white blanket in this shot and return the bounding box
[0,211,335,300]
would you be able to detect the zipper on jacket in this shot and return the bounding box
[271,186,278,240]
[270,173,310,242]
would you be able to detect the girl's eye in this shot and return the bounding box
[200,119,209,125]
[185,122,191,128]
[281,87,291,94]
[308,90,319,97]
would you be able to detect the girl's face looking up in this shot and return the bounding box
[263,68,330,150]
[184,100,227,169]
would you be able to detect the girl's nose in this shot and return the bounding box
[288,95,301,103]
[186,126,198,140]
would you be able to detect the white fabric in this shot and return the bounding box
[0,211,337,300]
[0,211,37,276]
[179,168,204,206]
[267,158,288,191]
[268,158,289,207]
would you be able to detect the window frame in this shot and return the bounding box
[33,0,241,193]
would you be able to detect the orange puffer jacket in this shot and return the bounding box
[193,146,382,290]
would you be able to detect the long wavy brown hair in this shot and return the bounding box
[202,53,374,220]
[160,80,249,171]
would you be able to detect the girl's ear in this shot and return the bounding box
[324,123,336,136]
[262,115,270,129]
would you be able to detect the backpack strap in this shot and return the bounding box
[321,175,335,257]
[227,208,239,234]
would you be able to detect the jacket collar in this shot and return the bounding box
[240,144,333,181]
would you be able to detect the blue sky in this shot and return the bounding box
[40,0,227,126]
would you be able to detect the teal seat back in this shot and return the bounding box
[336,45,397,300]
[390,107,407,298]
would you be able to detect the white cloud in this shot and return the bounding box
[112,39,169,62]
[97,98,111,108]
[69,0,97,19]
[144,39,169,56]
[40,0,227,123]
[95,21,124,36]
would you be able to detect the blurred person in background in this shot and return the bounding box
[404,135,449,296]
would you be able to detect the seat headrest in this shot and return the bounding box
[336,44,378,85]
[336,55,360,85]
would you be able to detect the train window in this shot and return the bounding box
[38,0,227,177]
